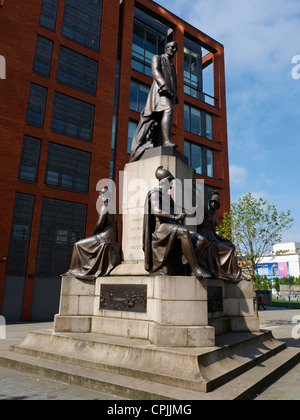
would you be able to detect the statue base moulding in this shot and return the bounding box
[53,274,260,348]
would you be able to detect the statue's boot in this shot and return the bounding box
[163,140,178,148]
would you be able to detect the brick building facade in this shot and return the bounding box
[0,0,230,321]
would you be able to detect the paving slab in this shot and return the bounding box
[0,322,123,401]
[254,307,300,400]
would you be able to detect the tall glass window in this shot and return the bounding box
[18,136,41,183]
[57,46,98,95]
[184,103,213,140]
[45,143,90,193]
[206,113,213,140]
[184,104,201,136]
[130,80,150,113]
[39,0,59,31]
[33,36,54,77]
[132,19,166,76]
[51,92,94,142]
[184,141,214,177]
[109,61,121,181]
[35,198,87,277]
[184,46,201,99]
[5,193,35,277]
[26,83,48,128]
[128,121,138,154]
[62,0,103,52]
[206,149,214,178]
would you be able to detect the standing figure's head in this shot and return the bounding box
[165,42,178,60]
[209,190,221,212]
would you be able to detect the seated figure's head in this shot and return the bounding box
[155,166,175,193]
[209,190,221,211]
[99,186,110,203]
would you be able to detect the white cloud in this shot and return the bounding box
[229,165,247,186]
[248,190,271,200]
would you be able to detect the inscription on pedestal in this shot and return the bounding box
[100,284,147,313]
[208,286,223,313]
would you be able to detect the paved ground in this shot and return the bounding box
[0,307,299,400]
[254,306,300,400]
[0,323,123,401]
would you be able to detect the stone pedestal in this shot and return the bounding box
[54,274,259,348]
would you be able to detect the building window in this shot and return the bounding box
[33,36,54,77]
[184,103,213,140]
[109,61,121,181]
[18,136,41,183]
[206,149,214,178]
[127,120,138,154]
[39,0,59,32]
[35,198,87,277]
[51,92,94,142]
[57,46,98,95]
[45,143,90,193]
[5,193,35,276]
[206,113,213,140]
[132,18,166,76]
[130,80,150,113]
[26,83,48,128]
[202,47,215,106]
[62,0,103,52]
[184,45,202,100]
[184,140,214,177]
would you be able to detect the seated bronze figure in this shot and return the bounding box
[143,166,210,279]
[66,187,121,281]
[196,190,243,283]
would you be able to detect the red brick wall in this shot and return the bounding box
[0,0,120,319]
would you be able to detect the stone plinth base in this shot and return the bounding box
[3,276,298,399]
[54,275,259,348]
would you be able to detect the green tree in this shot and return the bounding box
[273,277,281,293]
[217,193,293,316]
[256,275,272,291]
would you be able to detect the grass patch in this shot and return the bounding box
[272,300,300,309]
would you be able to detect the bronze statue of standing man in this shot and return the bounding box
[130,41,179,162]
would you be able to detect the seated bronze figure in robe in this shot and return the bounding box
[66,187,121,281]
[143,166,210,279]
[196,190,243,283]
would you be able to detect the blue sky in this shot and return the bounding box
[156,0,300,243]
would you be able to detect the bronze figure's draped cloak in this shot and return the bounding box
[130,52,178,163]
[143,188,182,273]
[67,203,121,281]
[196,207,243,283]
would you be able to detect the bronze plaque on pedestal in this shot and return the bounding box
[100,284,147,313]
